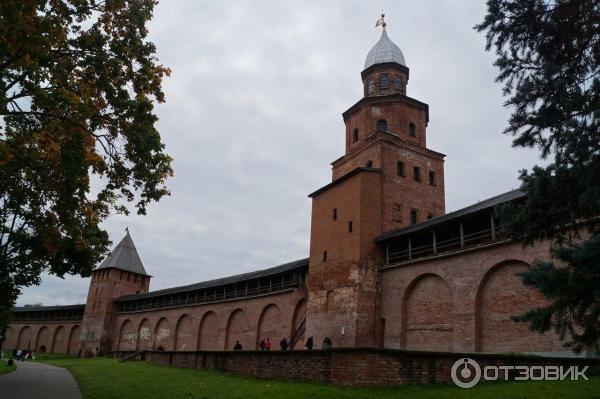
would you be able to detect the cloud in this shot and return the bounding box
[16,0,543,305]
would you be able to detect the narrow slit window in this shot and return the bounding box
[429,171,436,186]
[333,208,337,220]
[353,128,359,143]
[410,209,418,225]
[409,122,416,137]
[397,161,405,177]
[348,221,353,233]
[392,203,403,223]
[323,251,328,262]
[413,166,421,182]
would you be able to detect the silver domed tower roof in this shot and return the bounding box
[364,29,406,70]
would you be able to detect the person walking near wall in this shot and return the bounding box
[264,338,271,351]
[234,340,242,350]
[305,337,313,351]
[280,337,288,350]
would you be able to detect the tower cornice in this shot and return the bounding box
[91,266,153,278]
[307,166,382,198]
[331,131,445,169]
[342,93,429,123]
[361,62,409,81]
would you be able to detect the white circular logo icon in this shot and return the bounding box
[451,358,481,388]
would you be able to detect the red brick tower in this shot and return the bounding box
[305,21,445,348]
[80,231,151,355]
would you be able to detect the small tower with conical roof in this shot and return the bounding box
[305,18,445,348]
[79,231,151,355]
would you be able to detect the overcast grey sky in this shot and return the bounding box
[16,0,544,306]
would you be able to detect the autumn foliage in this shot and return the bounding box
[0,0,172,326]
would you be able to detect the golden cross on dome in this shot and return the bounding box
[375,11,386,30]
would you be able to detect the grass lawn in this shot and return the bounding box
[0,360,16,376]
[35,355,600,399]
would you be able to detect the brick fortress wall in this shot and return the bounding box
[380,238,569,354]
[4,321,82,354]
[112,288,306,352]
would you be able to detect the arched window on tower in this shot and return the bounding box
[377,119,388,132]
[409,122,416,137]
[395,76,404,93]
[367,80,374,94]
[379,74,389,89]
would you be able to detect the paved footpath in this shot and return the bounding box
[0,360,82,399]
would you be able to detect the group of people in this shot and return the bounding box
[258,338,272,350]
[12,348,34,361]
[232,336,316,351]
[258,337,294,351]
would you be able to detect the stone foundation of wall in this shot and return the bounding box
[110,348,600,387]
